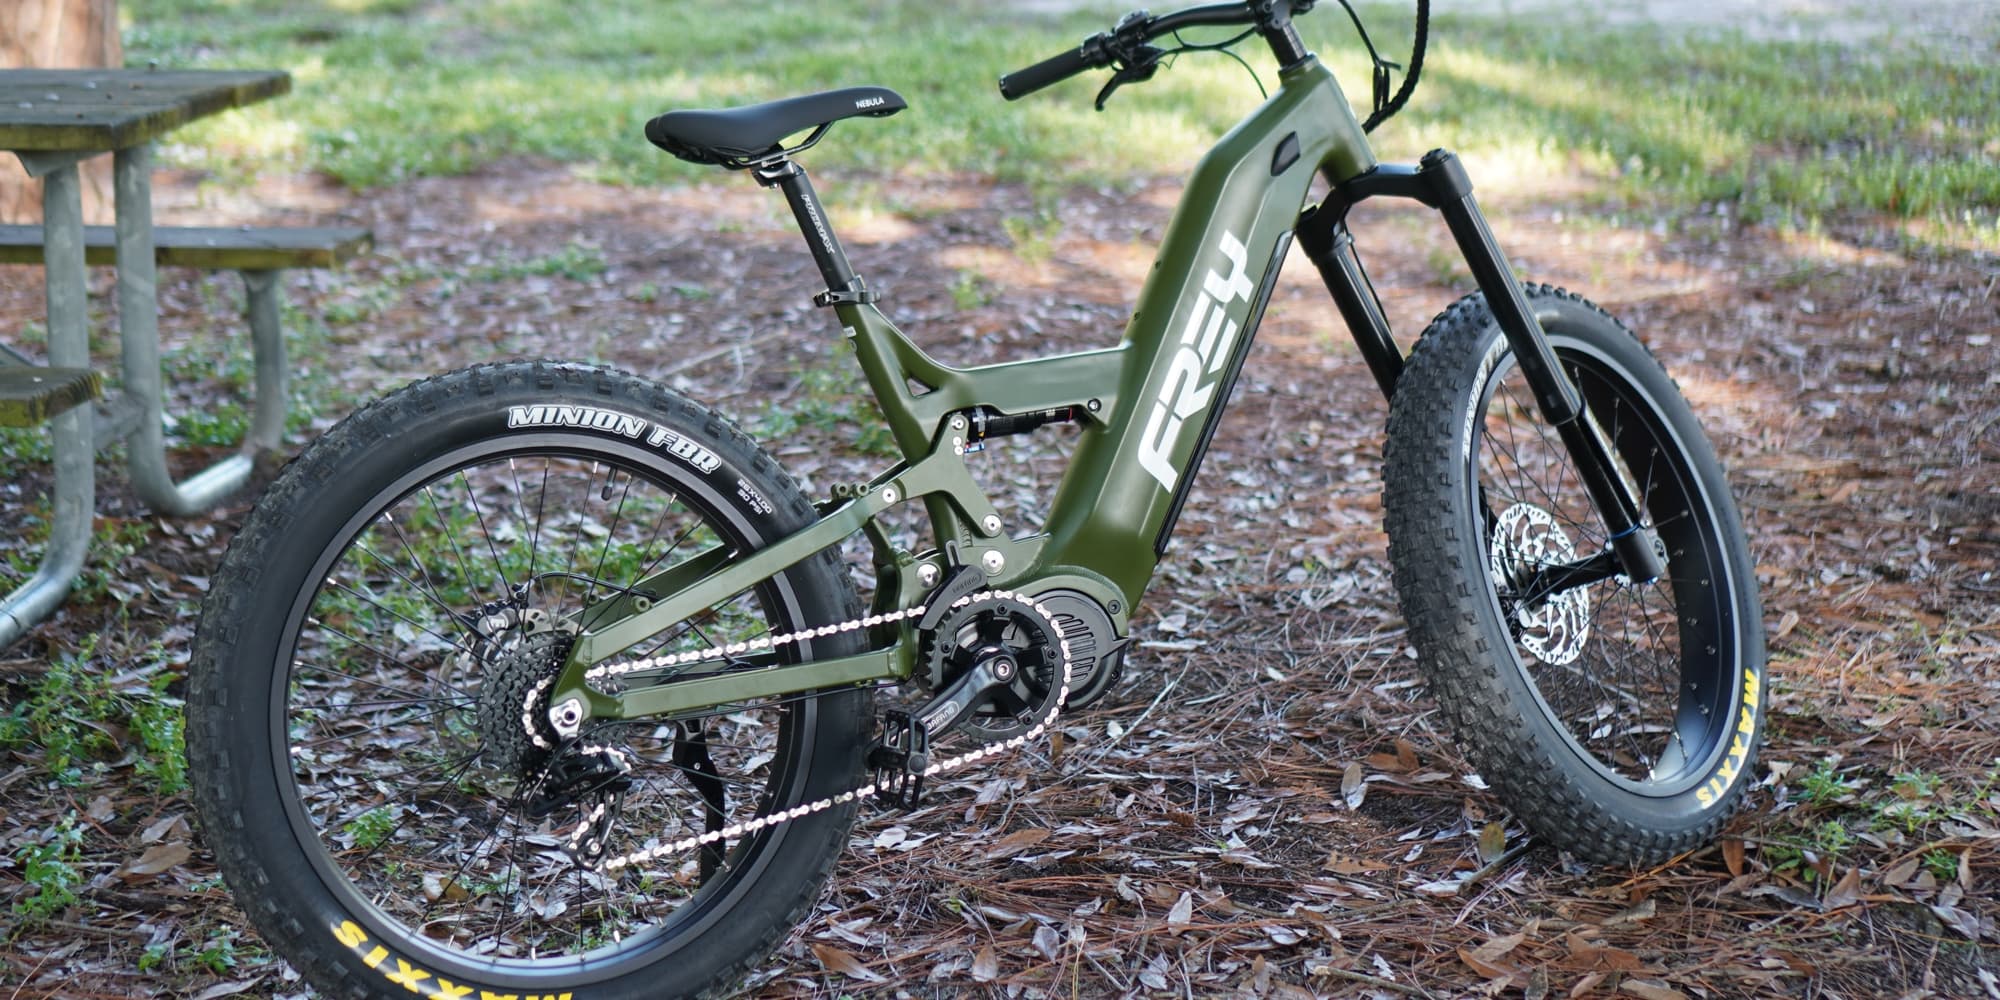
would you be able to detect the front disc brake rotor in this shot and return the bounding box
[1489,503,1592,665]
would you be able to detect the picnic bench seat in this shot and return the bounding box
[0,365,101,427]
[0,222,370,443]
[0,224,371,271]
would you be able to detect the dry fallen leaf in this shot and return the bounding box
[1323,850,1388,875]
[1166,890,1195,934]
[1772,609,1801,640]
[809,943,887,984]
[190,980,263,1000]
[1620,978,1689,1000]
[1469,932,1525,965]
[1342,761,1367,809]
[1458,934,1525,981]
[984,827,1050,860]
[1476,821,1508,865]
[1822,867,1864,910]
[971,944,999,982]
[119,841,192,879]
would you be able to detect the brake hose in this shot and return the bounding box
[1345,0,1429,133]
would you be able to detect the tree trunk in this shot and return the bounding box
[1,0,123,224]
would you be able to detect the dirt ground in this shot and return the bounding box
[0,136,1997,999]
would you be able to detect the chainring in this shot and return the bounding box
[920,593,1065,743]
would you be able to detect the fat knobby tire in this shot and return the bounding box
[1382,286,1766,866]
[187,361,867,1000]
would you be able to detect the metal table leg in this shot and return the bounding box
[242,269,288,453]
[0,164,96,647]
[114,143,253,515]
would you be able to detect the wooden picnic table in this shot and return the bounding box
[1,67,289,646]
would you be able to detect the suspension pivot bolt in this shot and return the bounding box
[982,515,1002,535]
[549,697,585,737]
[981,550,1005,576]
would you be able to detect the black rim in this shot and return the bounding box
[1468,335,1741,798]
[267,435,824,982]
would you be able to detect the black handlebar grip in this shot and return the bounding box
[998,44,1098,101]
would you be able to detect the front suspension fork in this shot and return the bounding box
[1304,149,1666,583]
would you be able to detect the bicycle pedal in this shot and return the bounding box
[867,710,931,810]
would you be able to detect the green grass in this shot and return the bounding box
[121,1,1999,243]
[754,347,899,458]
[0,634,190,793]
[10,812,86,928]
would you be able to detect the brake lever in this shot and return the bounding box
[1093,45,1163,111]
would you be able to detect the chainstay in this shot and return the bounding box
[588,589,1073,873]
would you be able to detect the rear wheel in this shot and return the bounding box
[1383,287,1765,865]
[188,361,866,999]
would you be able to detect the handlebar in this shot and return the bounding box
[998,42,1104,101]
[998,2,1312,102]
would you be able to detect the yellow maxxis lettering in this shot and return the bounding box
[386,958,431,992]
[328,921,570,1000]
[1696,667,1762,808]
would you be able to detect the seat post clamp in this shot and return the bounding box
[813,282,879,308]
[750,156,798,187]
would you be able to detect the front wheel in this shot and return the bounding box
[1383,287,1765,866]
[187,361,867,999]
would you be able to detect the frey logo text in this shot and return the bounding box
[1136,229,1254,492]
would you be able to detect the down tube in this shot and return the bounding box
[1035,60,1371,610]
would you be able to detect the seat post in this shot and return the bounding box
[754,158,868,304]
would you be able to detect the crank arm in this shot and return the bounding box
[910,654,1021,736]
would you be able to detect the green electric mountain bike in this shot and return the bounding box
[186,2,1766,997]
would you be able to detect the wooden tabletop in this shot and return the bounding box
[0,68,290,152]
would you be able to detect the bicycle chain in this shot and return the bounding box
[562,590,1072,874]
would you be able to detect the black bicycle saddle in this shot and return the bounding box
[646,86,907,167]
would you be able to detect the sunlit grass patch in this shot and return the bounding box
[123,1,1999,245]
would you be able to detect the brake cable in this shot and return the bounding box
[1097,0,1429,128]
[1166,28,1269,101]
[1344,0,1430,133]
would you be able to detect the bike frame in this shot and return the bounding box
[545,12,1658,727]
